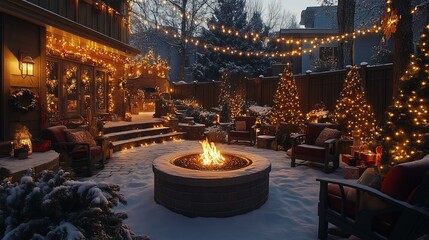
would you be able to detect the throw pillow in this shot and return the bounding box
[235,121,247,131]
[346,168,387,211]
[65,130,87,143]
[82,130,97,147]
[314,128,341,146]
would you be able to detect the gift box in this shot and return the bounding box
[344,165,367,179]
[32,140,51,152]
[341,154,354,165]
[359,151,375,166]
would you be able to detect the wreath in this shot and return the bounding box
[10,88,38,113]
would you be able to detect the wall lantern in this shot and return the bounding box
[19,54,35,78]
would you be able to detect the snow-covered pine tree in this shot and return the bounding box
[379,25,429,170]
[0,169,148,240]
[192,0,270,81]
[269,65,305,129]
[334,66,376,143]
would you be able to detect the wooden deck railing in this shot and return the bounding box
[26,0,129,43]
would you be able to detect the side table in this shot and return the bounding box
[179,123,206,140]
[95,136,111,164]
[257,135,276,149]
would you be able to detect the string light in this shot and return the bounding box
[379,24,429,169]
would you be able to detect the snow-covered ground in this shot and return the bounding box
[89,140,346,240]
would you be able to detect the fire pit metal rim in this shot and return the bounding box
[153,150,271,179]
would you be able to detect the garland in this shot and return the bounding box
[10,88,38,113]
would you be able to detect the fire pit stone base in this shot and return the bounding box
[153,150,271,217]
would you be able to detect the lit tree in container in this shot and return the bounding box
[334,66,376,142]
[379,25,429,169]
[269,65,304,129]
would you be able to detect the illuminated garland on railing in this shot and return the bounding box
[46,33,128,75]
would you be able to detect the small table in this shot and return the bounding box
[257,135,276,149]
[179,123,206,140]
[0,150,59,182]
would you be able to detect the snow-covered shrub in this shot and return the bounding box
[205,125,227,143]
[0,169,148,240]
[198,111,218,126]
[306,102,332,123]
[248,104,272,124]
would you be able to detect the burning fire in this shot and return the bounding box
[199,139,225,166]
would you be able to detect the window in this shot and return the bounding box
[319,47,338,61]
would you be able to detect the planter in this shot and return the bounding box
[15,151,29,159]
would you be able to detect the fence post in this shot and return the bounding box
[360,62,368,88]
[305,70,312,113]
[256,75,262,105]
[193,81,197,103]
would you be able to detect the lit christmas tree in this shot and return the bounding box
[333,66,376,142]
[379,25,429,169]
[269,65,304,129]
[218,71,246,121]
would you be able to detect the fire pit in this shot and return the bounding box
[153,140,271,217]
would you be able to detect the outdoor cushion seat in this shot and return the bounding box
[317,154,429,240]
[294,144,326,158]
[290,123,341,172]
[42,125,104,176]
[71,146,102,159]
[228,116,256,145]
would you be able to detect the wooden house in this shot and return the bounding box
[0,0,140,141]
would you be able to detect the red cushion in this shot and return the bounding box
[71,146,102,159]
[381,155,429,201]
[327,184,356,218]
[294,144,326,158]
[43,125,68,143]
[306,123,338,145]
[229,130,251,138]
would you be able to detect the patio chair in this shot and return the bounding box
[317,154,429,240]
[290,123,341,173]
[227,116,257,145]
[42,125,104,176]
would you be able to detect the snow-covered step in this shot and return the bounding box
[104,127,171,142]
[103,120,163,134]
[111,132,186,152]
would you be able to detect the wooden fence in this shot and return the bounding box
[170,63,393,123]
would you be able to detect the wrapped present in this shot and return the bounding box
[344,166,360,179]
[359,151,375,166]
[344,165,367,179]
[341,154,354,165]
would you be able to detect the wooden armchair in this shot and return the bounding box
[42,125,104,176]
[317,155,429,240]
[227,116,257,145]
[290,123,341,173]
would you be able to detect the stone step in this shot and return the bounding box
[103,120,163,134]
[104,127,171,142]
[111,132,186,152]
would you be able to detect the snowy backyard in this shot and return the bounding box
[87,140,346,240]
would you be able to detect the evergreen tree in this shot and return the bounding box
[334,66,376,143]
[0,169,147,239]
[269,65,305,129]
[192,0,271,81]
[218,71,246,121]
[379,25,429,169]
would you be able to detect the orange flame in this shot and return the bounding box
[199,139,225,166]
